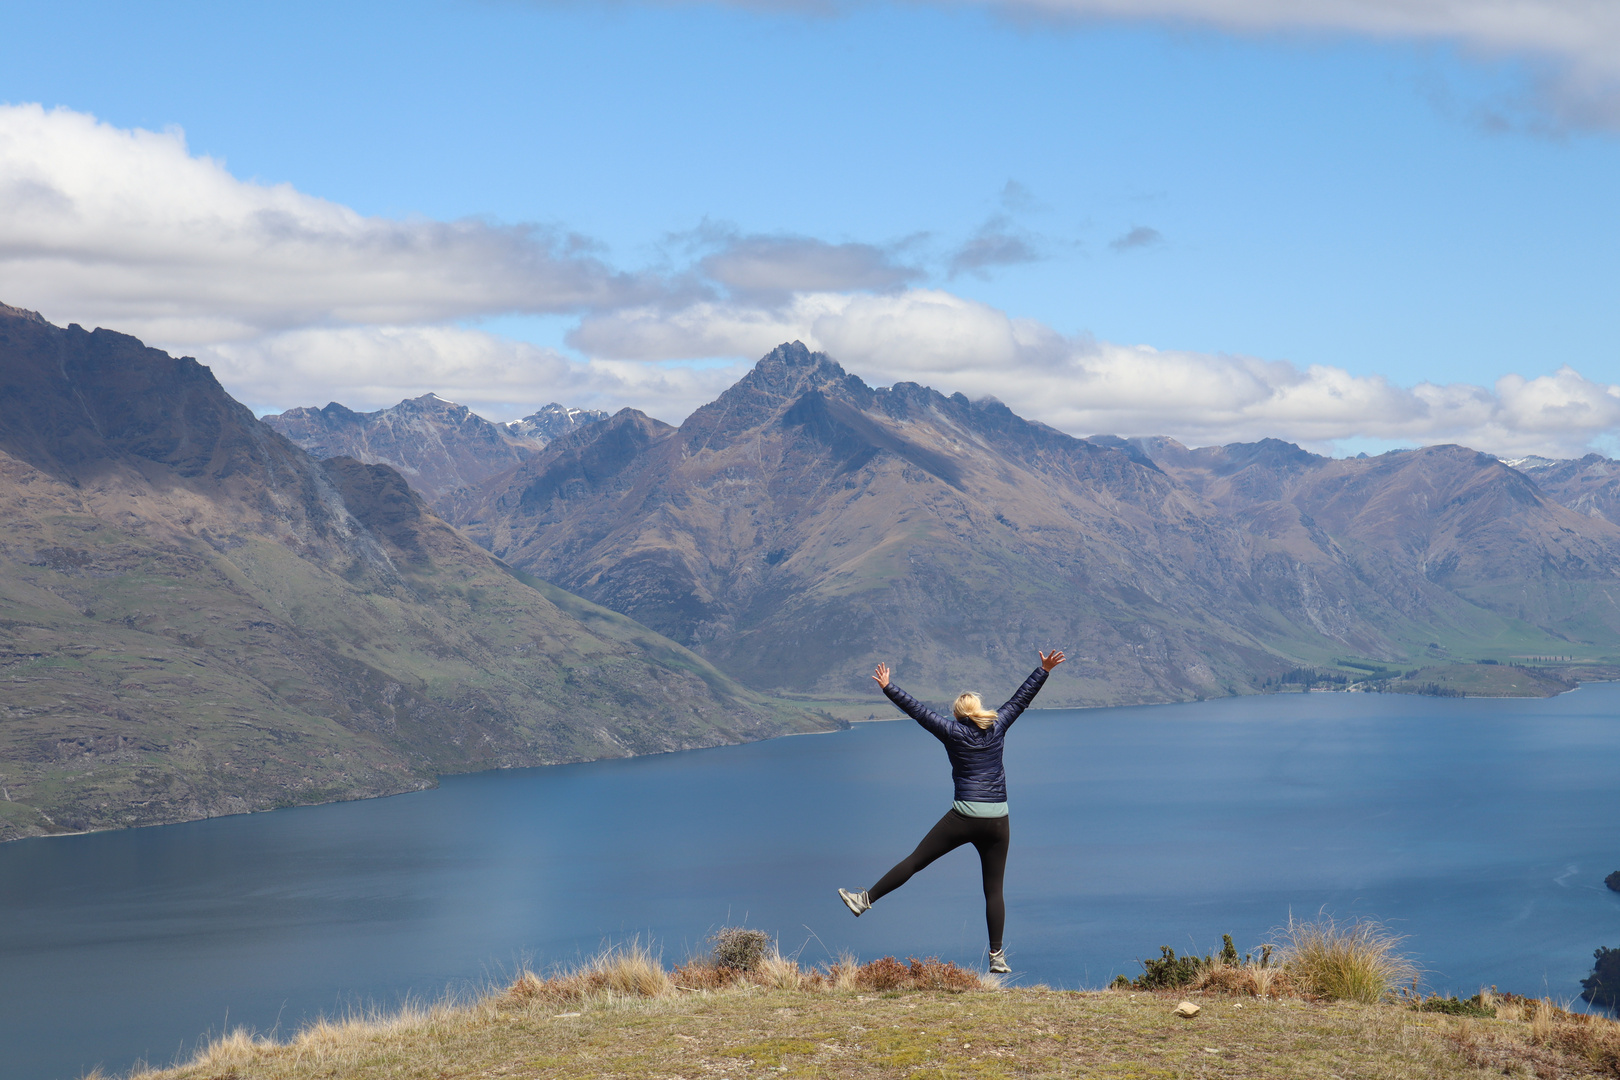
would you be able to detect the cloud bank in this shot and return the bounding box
[2,103,1617,459]
[573,289,1620,458]
[666,0,1620,128]
[0,103,675,348]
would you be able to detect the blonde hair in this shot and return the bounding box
[953,692,998,730]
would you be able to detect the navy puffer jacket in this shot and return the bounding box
[881,667,1049,803]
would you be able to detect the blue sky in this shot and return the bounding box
[1,0,1617,456]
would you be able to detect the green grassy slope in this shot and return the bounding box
[0,308,832,842]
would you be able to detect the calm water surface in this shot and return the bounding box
[5,685,1620,1079]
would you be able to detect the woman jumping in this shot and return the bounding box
[838,650,1065,974]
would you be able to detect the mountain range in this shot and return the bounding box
[430,343,1620,704]
[11,311,1619,842]
[0,306,827,843]
[261,395,605,510]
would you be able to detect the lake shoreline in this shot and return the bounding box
[10,669,1610,846]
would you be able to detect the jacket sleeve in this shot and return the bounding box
[883,683,953,740]
[996,667,1049,731]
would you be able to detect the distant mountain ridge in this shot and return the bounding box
[0,306,827,842]
[1506,454,1620,528]
[262,394,606,510]
[442,343,1620,703]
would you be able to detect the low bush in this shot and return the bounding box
[905,957,981,992]
[1116,934,1279,993]
[855,956,911,991]
[665,949,984,994]
[1413,994,1493,1018]
[1129,946,1207,990]
[710,926,771,972]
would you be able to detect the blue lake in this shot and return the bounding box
[5,684,1620,1080]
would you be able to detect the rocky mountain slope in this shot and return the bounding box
[0,307,828,842]
[1508,454,1620,528]
[1127,436,1620,656]
[450,344,1620,704]
[262,395,605,511]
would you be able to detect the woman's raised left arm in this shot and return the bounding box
[998,650,1064,727]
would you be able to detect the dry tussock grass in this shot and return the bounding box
[507,939,672,1004]
[1440,995,1620,1078]
[1281,914,1419,1003]
[501,936,991,1005]
[665,951,986,994]
[1191,958,1300,998]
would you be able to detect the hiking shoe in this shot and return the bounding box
[838,888,871,916]
[988,948,1011,974]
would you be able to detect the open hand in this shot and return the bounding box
[1040,650,1066,672]
[872,662,891,689]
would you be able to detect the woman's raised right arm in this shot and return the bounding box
[875,663,952,736]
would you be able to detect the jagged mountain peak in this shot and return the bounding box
[507,402,610,442]
[0,304,303,489]
[679,341,868,452]
[265,392,604,509]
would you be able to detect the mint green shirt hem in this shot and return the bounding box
[952,800,1009,818]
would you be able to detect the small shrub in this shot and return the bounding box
[1414,994,1494,1018]
[710,927,771,972]
[670,959,735,990]
[1280,914,1418,1003]
[855,956,911,991]
[1134,946,1207,990]
[906,957,980,992]
[1124,935,1271,991]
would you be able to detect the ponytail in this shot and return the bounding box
[953,692,998,731]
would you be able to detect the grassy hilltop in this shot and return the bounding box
[126,931,1620,1080]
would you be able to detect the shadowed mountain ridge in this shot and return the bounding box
[0,308,828,842]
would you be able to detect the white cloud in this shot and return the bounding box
[573,288,1620,458]
[673,0,1620,128]
[3,102,1616,459]
[208,325,745,424]
[0,103,674,349]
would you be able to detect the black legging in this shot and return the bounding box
[867,809,1010,950]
